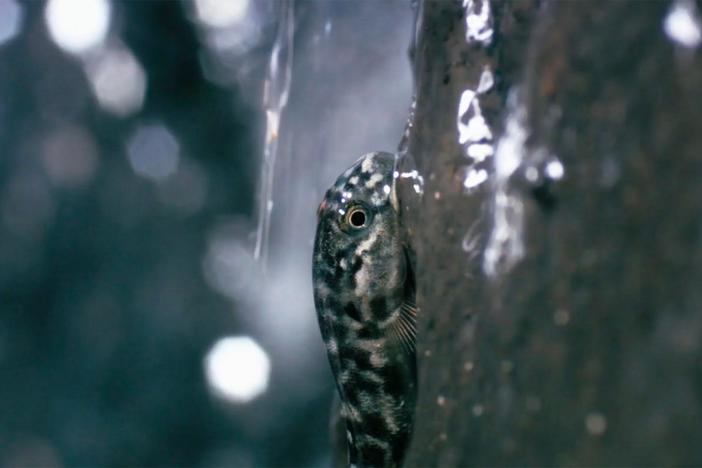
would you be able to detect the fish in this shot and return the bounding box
[312,151,417,468]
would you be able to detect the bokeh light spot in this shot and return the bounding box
[204,336,271,403]
[0,0,23,46]
[42,125,98,187]
[45,0,111,55]
[195,0,249,28]
[126,124,180,182]
[86,45,146,117]
[664,0,702,49]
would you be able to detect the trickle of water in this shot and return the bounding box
[483,89,527,277]
[253,0,295,270]
[463,0,493,46]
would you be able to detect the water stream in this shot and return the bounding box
[253,0,295,271]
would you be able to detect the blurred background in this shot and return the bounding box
[0,0,412,466]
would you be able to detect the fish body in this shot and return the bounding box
[313,152,417,467]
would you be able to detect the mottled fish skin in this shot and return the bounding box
[313,152,417,468]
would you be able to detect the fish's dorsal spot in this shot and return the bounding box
[361,154,375,173]
[365,172,385,189]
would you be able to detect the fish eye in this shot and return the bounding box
[344,205,370,230]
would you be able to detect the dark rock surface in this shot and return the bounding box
[405,0,702,465]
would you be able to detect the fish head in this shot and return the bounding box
[313,151,408,313]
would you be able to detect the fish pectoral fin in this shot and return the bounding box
[389,301,418,355]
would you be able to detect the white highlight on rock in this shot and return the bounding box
[457,64,495,192]
[463,168,489,190]
[467,143,494,162]
[45,0,110,55]
[457,90,492,145]
[463,0,493,46]
[664,0,702,49]
[204,336,271,403]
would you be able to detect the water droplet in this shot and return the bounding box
[585,412,607,436]
[545,158,565,181]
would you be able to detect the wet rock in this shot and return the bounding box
[406,1,702,465]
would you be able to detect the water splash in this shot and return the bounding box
[253,0,294,270]
[483,89,527,277]
[463,0,493,46]
[663,0,701,49]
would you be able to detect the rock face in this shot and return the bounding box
[404,0,702,465]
